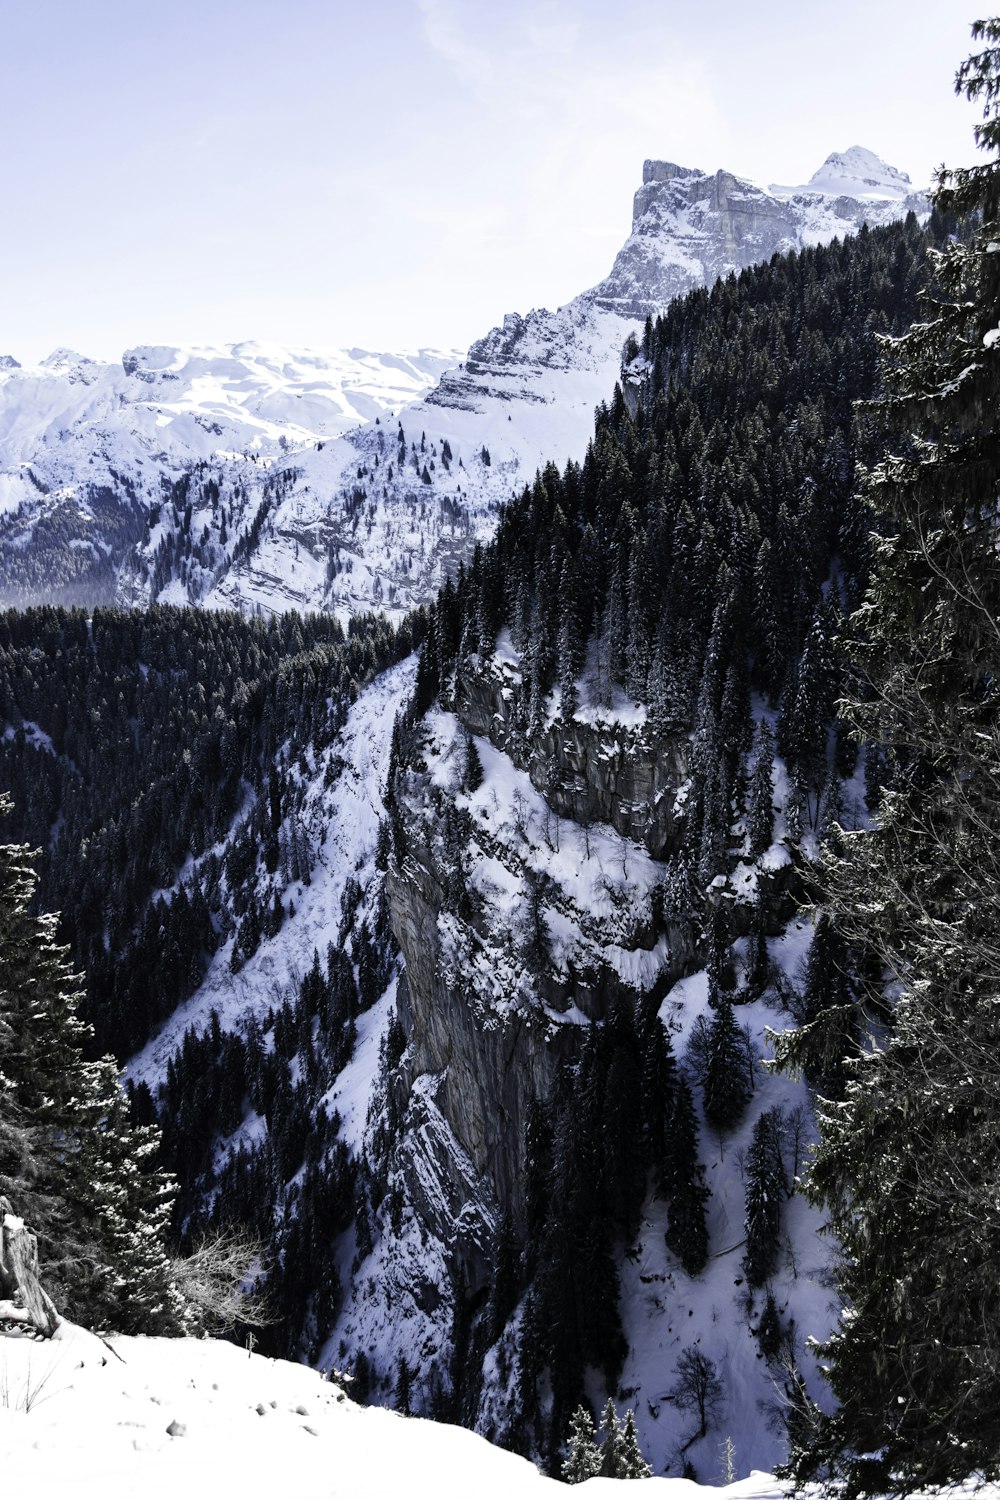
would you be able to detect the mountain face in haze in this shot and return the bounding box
[0,148,925,616]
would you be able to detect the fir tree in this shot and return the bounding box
[742,1106,786,1287]
[598,1397,626,1478]
[464,732,484,793]
[664,1076,710,1275]
[0,807,184,1331]
[776,26,1000,1494]
[620,1408,653,1478]
[747,719,776,858]
[756,1289,783,1361]
[702,998,753,1133]
[562,1404,601,1484]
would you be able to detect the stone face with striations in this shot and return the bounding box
[593,148,928,318]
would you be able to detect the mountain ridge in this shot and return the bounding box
[0,148,925,617]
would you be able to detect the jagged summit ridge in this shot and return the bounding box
[592,147,927,318]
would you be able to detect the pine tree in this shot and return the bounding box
[562,1404,601,1484]
[756,1289,783,1361]
[742,1107,786,1287]
[0,807,185,1331]
[702,998,753,1132]
[775,26,1000,1494]
[620,1408,653,1478]
[664,1076,710,1275]
[464,732,484,792]
[598,1397,626,1477]
[747,719,776,857]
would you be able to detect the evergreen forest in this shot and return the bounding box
[3,21,1000,1495]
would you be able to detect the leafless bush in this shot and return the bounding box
[172,1228,273,1335]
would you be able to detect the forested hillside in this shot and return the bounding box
[371,211,947,1469]
[0,199,972,1479]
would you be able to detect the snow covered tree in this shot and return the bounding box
[776,25,1000,1494]
[562,1404,601,1483]
[619,1408,653,1478]
[598,1397,626,1477]
[0,805,184,1331]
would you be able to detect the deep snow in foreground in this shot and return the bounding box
[0,1321,787,1499]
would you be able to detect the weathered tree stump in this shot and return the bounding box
[0,1196,59,1337]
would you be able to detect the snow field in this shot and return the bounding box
[0,1319,825,1499]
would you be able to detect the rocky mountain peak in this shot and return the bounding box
[592,149,928,319]
[806,144,915,199]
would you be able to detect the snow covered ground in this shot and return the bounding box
[0,1319,795,1498]
[128,653,418,1085]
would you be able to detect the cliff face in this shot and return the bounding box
[593,153,928,319]
[384,652,698,1272]
[373,642,823,1473]
[452,650,689,859]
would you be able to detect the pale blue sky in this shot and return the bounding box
[0,0,980,362]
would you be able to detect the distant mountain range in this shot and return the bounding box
[0,146,926,617]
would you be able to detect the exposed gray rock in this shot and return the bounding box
[452,656,689,859]
[592,157,928,319]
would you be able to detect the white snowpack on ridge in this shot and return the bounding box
[779,144,918,201]
[0,147,926,619]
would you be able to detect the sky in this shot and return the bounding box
[0,0,982,364]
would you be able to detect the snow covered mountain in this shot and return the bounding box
[0,148,925,617]
[0,341,459,608]
[1,205,941,1482]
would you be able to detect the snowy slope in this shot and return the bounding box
[783,145,918,201]
[0,342,459,609]
[0,1320,647,1498]
[5,1322,993,1500]
[0,342,458,478]
[0,150,925,617]
[128,654,417,1085]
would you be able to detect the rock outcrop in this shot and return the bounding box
[452,653,689,859]
[385,655,700,1263]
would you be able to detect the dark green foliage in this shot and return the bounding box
[793,915,856,1099]
[747,719,776,858]
[425,217,930,767]
[756,1289,784,1361]
[0,604,405,1058]
[486,1211,520,1343]
[774,26,1000,1495]
[0,806,184,1333]
[464,732,484,792]
[702,999,753,1132]
[0,484,146,608]
[743,1106,786,1287]
[663,1076,709,1275]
